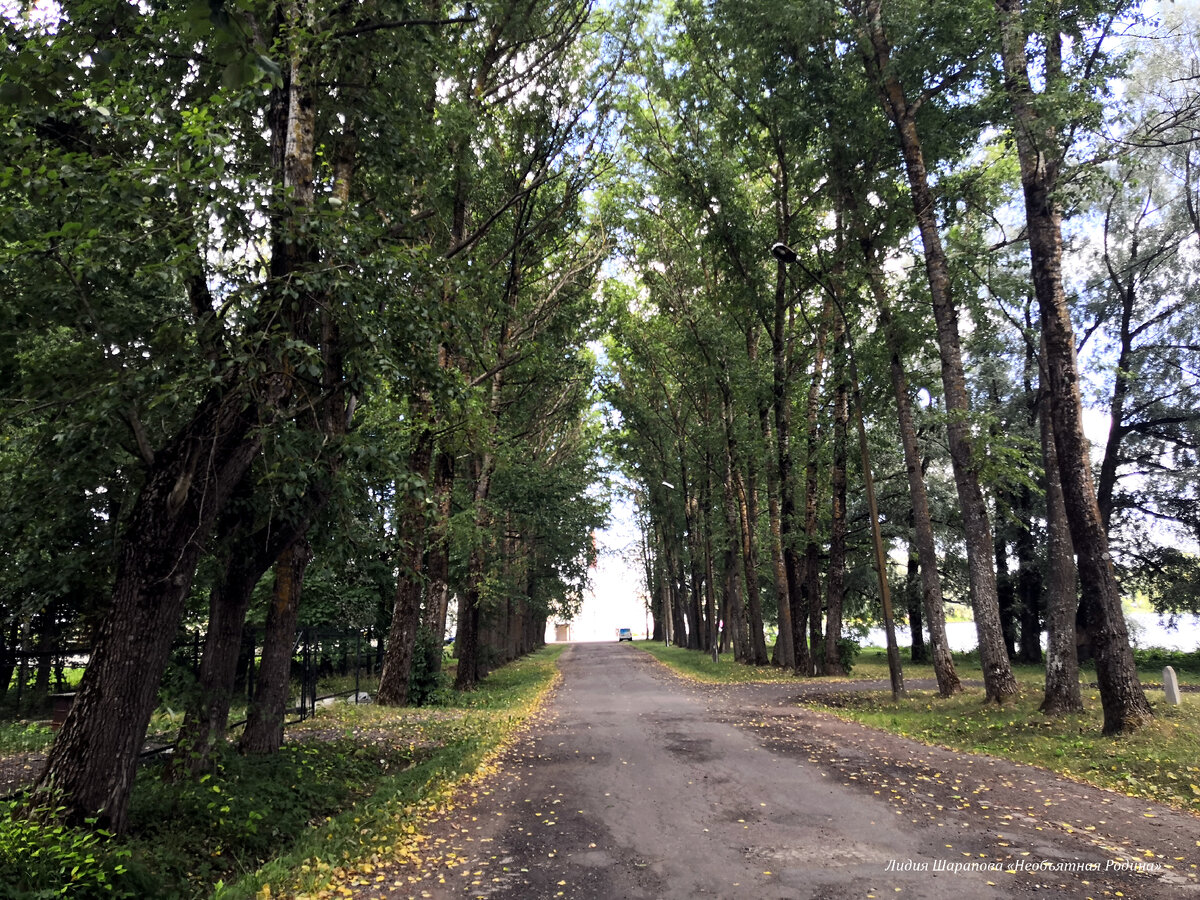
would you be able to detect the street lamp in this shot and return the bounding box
[770,242,799,264]
[772,242,905,700]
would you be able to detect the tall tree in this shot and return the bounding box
[995,0,1150,732]
[854,0,1018,703]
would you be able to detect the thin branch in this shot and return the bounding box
[332,16,477,40]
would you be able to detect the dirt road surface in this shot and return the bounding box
[370,643,1200,900]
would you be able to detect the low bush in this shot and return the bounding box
[0,722,53,756]
[0,803,151,899]
[1132,647,1200,676]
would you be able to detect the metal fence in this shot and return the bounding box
[1,626,381,722]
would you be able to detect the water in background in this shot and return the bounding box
[866,612,1200,653]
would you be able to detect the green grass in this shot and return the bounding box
[210,645,563,900]
[636,641,1051,687]
[809,687,1200,816]
[637,642,799,683]
[0,646,563,900]
[641,641,1200,816]
[640,640,1200,689]
[0,720,53,755]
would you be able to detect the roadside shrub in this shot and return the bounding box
[0,802,147,899]
[1132,647,1200,676]
[408,625,449,706]
[814,637,861,674]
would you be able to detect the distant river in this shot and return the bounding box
[865,612,1200,653]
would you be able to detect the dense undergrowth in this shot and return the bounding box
[0,645,563,899]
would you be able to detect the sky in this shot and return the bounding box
[547,493,649,642]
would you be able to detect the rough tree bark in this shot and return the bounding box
[377,427,436,706]
[421,450,456,670]
[32,388,270,830]
[997,0,1150,732]
[1039,365,1083,714]
[772,260,809,674]
[177,523,290,772]
[904,552,928,663]
[859,0,1016,702]
[239,538,312,755]
[798,298,833,677]
[876,282,961,695]
[823,335,849,675]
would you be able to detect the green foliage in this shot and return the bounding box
[0,804,139,899]
[125,739,417,893]
[1132,648,1200,678]
[0,721,52,755]
[407,625,450,707]
[813,636,862,675]
[0,645,564,899]
[216,644,564,899]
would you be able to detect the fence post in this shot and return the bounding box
[354,631,361,703]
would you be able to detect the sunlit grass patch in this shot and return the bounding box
[637,641,1049,687]
[0,720,53,755]
[636,642,797,683]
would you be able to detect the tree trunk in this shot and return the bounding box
[738,449,770,665]
[823,341,849,675]
[762,413,794,668]
[680,455,704,651]
[994,527,1018,660]
[997,0,1150,732]
[667,535,690,647]
[239,538,312,755]
[718,383,752,662]
[455,572,484,689]
[33,388,267,831]
[905,552,928,663]
[422,450,455,667]
[877,283,961,695]
[701,456,719,656]
[798,299,833,676]
[1014,483,1043,664]
[861,0,1015,701]
[178,478,324,774]
[31,22,328,828]
[0,623,16,705]
[772,263,810,675]
[455,446,497,691]
[1039,369,1082,714]
[1095,234,1137,529]
[377,430,435,706]
[721,467,749,661]
[177,541,272,772]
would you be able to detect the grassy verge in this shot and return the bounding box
[809,687,1200,816]
[639,640,1199,689]
[0,646,563,900]
[639,641,1200,816]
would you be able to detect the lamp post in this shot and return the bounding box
[771,242,905,700]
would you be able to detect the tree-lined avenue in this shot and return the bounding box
[367,644,1199,899]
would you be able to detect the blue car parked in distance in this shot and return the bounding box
[617,628,633,642]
